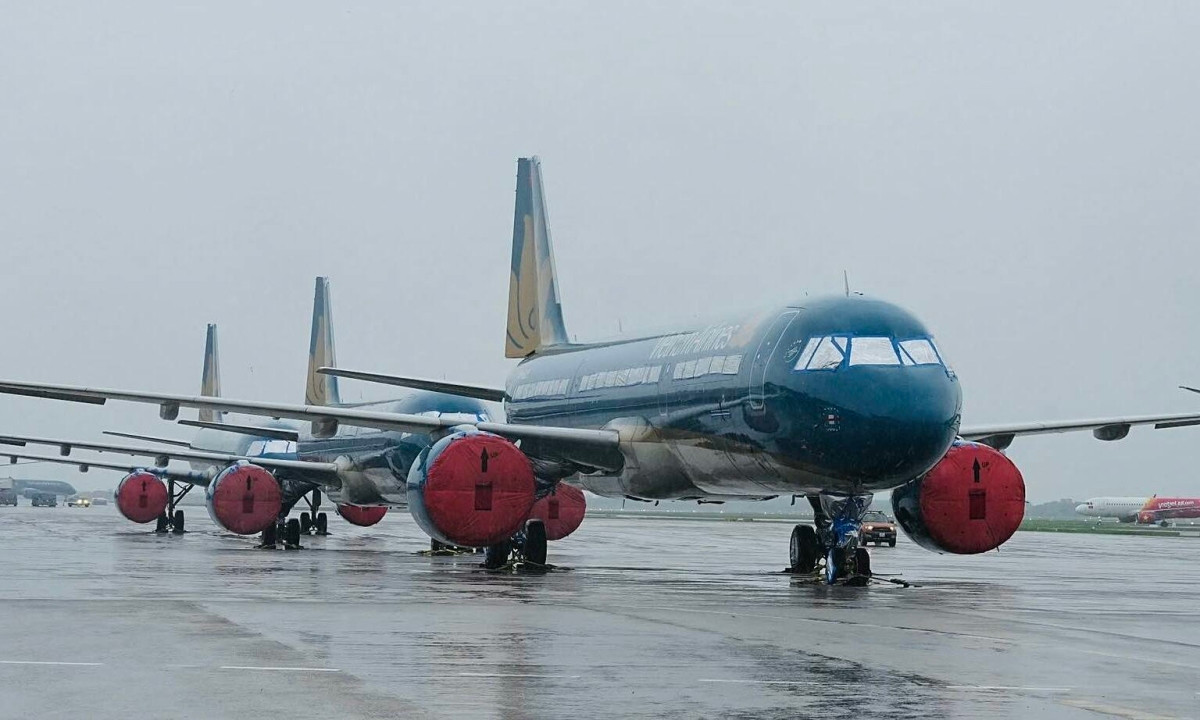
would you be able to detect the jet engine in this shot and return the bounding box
[891,441,1025,554]
[114,471,168,524]
[205,463,282,535]
[529,483,586,540]
[336,504,388,527]
[407,428,536,547]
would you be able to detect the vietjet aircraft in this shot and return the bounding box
[3,157,1200,582]
[1076,496,1200,525]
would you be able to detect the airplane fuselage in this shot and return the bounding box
[504,296,962,500]
[187,391,496,508]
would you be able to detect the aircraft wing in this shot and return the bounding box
[317,367,507,402]
[0,432,343,485]
[960,412,1200,449]
[1,450,212,485]
[0,380,620,455]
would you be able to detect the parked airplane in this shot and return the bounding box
[0,478,78,504]
[1076,496,1200,525]
[1,157,1199,582]
[0,279,531,549]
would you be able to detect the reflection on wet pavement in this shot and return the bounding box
[0,506,1196,719]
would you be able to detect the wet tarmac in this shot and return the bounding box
[1,505,1197,720]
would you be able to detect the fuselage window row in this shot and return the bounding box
[672,354,743,381]
[578,365,664,393]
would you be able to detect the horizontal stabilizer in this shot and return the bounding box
[177,420,300,442]
[317,367,506,402]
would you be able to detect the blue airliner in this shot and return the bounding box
[1,157,1197,582]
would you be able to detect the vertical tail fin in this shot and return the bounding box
[306,276,341,406]
[506,156,569,358]
[199,323,224,424]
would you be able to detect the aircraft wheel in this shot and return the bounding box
[854,547,872,577]
[284,518,302,549]
[172,510,185,534]
[259,522,277,549]
[888,537,896,548]
[789,524,820,573]
[430,538,445,552]
[315,512,329,536]
[483,541,511,569]
[300,512,312,534]
[825,547,852,585]
[524,519,548,566]
[155,514,169,534]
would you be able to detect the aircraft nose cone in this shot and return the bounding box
[785,366,961,488]
[1075,504,1088,514]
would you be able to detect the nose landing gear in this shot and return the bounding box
[788,493,874,585]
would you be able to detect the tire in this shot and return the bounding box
[789,524,820,573]
[430,538,445,552]
[260,522,277,548]
[155,514,169,533]
[483,541,511,569]
[888,537,896,548]
[315,512,328,536]
[524,519,548,566]
[285,518,302,548]
[172,510,185,534]
[826,547,849,584]
[854,546,872,577]
[300,512,312,534]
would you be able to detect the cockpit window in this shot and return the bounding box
[794,335,945,371]
[796,336,847,370]
[898,339,941,366]
[848,337,900,366]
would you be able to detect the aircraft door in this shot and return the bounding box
[747,311,798,411]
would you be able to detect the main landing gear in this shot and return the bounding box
[258,490,328,550]
[154,477,192,535]
[788,494,874,585]
[258,516,305,550]
[482,518,549,571]
[298,489,329,537]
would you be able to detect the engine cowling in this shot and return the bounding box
[205,463,282,535]
[529,483,587,540]
[114,471,168,524]
[336,504,388,527]
[891,441,1025,554]
[407,429,536,547]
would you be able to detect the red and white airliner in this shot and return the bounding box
[1075,496,1200,525]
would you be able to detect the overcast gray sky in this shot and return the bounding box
[1,2,1197,502]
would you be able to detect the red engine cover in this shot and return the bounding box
[115,471,168,524]
[207,464,281,535]
[529,483,587,541]
[420,433,536,547]
[336,504,388,527]
[899,442,1026,554]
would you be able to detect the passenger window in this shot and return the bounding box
[849,337,900,366]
